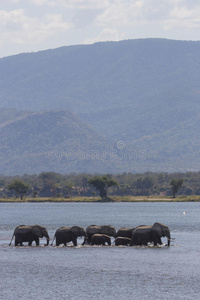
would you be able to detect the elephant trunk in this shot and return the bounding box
[45,237,50,246]
[81,231,88,245]
[166,231,171,247]
[44,233,50,246]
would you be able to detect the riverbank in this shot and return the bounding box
[1,195,200,202]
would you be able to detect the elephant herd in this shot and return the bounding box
[9,222,171,247]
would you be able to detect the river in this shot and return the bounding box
[0,202,199,299]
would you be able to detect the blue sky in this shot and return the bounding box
[0,0,200,58]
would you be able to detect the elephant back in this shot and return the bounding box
[115,237,131,246]
[116,227,135,238]
[14,225,27,234]
[132,225,152,234]
[55,227,71,236]
[100,225,116,237]
[91,234,111,245]
[86,225,101,235]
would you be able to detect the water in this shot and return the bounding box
[0,202,200,299]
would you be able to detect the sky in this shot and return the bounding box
[0,0,200,58]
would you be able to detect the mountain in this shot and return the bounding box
[0,38,200,174]
[130,114,200,172]
[0,109,121,175]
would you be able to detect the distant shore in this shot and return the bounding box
[0,195,200,203]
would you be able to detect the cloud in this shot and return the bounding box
[94,0,200,32]
[0,0,20,3]
[0,9,25,31]
[56,0,110,10]
[26,0,110,9]
[29,0,56,6]
[0,9,70,46]
[0,0,55,4]
[83,27,120,45]
[164,1,200,30]
[95,1,171,27]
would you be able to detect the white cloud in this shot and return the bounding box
[0,0,20,3]
[95,0,200,32]
[29,0,56,6]
[170,6,194,19]
[163,2,200,30]
[95,1,173,27]
[0,9,70,46]
[26,0,110,9]
[95,2,140,27]
[56,0,110,9]
[83,27,120,44]
[0,9,25,31]
[0,0,54,4]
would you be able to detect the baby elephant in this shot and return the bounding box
[115,237,131,246]
[91,234,111,246]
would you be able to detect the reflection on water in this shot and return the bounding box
[0,202,200,300]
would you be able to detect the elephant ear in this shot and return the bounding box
[71,226,81,237]
[31,225,43,238]
[152,222,163,237]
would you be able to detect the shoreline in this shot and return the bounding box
[1,195,200,203]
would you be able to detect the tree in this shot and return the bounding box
[38,172,62,197]
[170,178,184,198]
[135,176,154,195]
[7,179,30,200]
[88,176,118,200]
[64,182,73,198]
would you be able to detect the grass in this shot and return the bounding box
[0,195,200,202]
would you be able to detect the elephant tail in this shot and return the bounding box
[9,233,15,246]
[51,234,56,246]
[9,225,25,246]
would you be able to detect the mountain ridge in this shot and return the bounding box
[0,38,200,174]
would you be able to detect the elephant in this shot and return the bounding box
[116,227,136,238]
[114,237,131,246]
[83,225,116,245]
[51,226,86,246]
[130,222,171,247]
[9,224,50,246]
[91,234,111,246]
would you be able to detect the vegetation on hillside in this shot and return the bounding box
[0,39,200,174]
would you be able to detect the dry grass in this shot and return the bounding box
[1,195,200,203]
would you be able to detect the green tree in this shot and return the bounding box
[0,178,6,187]
[170,178,184,198]
[7,179,30,200]
[38,172,62,197]
[88,175,118,200]
[64,182,73,198]
[135,176,154,195]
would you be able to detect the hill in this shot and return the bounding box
[0,39,200,174]
[0,109,122,175]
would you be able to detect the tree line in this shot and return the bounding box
[0,171,199,200]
